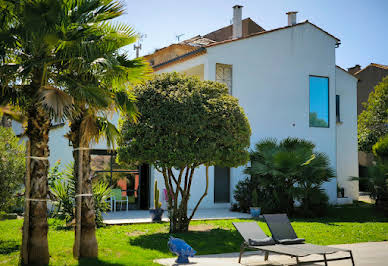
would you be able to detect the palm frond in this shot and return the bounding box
[39,85,74,121]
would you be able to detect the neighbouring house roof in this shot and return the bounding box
[152,47,207,70]
[146,17,265,70]
[336,65,358,80]
[150,20,341,71]
[203,17,265,42]
[353,63,388,75]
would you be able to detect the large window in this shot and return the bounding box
[90,149,140,209]
[216,63,232,94]
[309,76,329,128]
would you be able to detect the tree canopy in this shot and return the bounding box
[118,72,251,169]
[358,76,388,152]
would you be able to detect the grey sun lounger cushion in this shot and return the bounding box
[233,222,270,243]
[277,238,305,245]
[263,214,299,242]
[248,237,276,246]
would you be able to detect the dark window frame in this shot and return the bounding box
[309,75,330,128]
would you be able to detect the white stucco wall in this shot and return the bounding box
[154,23,345,207]
[335,67,359,200]
[11,112,120,171]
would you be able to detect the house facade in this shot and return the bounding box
[149,6,359,208]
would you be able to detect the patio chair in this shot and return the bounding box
[111,188,129,211]
[263,214,355,265]
[233,222,312,264]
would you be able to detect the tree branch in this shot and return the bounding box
[189,165,209,221]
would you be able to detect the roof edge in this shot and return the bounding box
[153,47,207,71]
[336,65,358,81]
[353,63,388,76]
[206,20,340,48]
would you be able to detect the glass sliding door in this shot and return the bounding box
[90,149,141,210]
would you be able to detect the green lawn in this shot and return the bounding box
[1,202,387,265]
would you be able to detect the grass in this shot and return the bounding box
[0,202,387,265]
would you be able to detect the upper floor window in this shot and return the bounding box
[336,95,341,123]
[309,76,329,128]
[216,63,232,94]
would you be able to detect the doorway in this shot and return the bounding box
[214,166,230,203]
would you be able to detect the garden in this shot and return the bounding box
[1,202,387,265]
[1,0,388,265]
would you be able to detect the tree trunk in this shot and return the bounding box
[169,198,190,233]
[163,165,209,233]
[70,119,98,258]
[21,107,50,265]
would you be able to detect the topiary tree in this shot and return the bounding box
[358,76,388,152]
[118,72,251,232]
[0,127,25,212]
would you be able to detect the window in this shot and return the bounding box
[216,63,232,94]
[309,76,329,128]
[90,149,140,209]
[336,95,341,123]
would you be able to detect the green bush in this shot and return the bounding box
[297,187,329,217]
[358,76,388,152]
[49,162,112,226]
[373,134,388,160]
[242,137,333,216]
[0,127,25,212]
[233,178,254,212]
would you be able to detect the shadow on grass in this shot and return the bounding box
[0,240,20,254]
[129,228,243,255]
[78,258,126,266]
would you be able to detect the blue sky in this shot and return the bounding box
[117,0,387,69]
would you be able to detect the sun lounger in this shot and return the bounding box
[233,222,312,264]
[263,214,355,265]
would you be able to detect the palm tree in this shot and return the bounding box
[62,27,150,257]
[0,0,141,263]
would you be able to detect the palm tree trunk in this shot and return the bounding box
[70,120,98,258]
[21,107,50,265]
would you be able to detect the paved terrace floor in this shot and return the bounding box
[156,241,388,266]
[103,208,251,225]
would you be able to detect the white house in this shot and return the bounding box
[11,6,359,210]
[146,6,359,208]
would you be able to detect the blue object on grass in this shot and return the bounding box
[250,207,261,218]
[167,236,196,263]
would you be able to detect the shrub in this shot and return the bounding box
[0,127,25,212]
[358,76,388,152]
[233,178,253,212]
[243,137,333,216]
[49,162,112,226]
[373,134,388,160]
[297,187,329,217]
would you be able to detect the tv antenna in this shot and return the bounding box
[176,33,185,42]
[134,33,147,58]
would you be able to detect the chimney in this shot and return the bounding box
[347,64,361,75]
[286,11,298,26]
[233,5,243,39]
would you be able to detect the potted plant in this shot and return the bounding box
[250,189,261,218]
[150,180,164,222]
[337,184,345,198]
